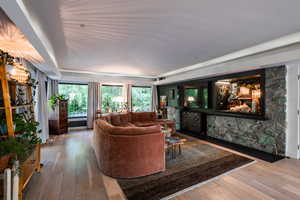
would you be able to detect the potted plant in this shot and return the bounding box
[49,94,68,110]
[0,113,42,173]
[0,138,31,173]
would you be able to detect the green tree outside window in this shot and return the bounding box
[131,87,152,112]
[58,84,88,117]
[101,85,123,112]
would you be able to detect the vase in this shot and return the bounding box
[0,154,11,173]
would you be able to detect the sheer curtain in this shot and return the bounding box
[47,79,58,99]
[87,82,99,129]
[151,85,158,112]
[47,79,58,120]
[34,70,49,143]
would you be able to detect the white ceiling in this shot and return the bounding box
[4,0,300,77]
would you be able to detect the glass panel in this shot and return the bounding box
[58,84,88,118]
[101,85,123,112]
[215,74,262,114]
[203,88,208,109]
[184,88,199,108]
[131,87,152,112]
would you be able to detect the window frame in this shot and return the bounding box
[58,82,89,119]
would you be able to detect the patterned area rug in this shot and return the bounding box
[117,134,254,200]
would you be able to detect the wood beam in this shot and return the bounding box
[0,57,14,137]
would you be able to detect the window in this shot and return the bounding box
[101,85,124,112]
[131,87,152,112]
[58,83,88,118]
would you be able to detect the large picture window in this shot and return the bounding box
[101,85,124,112]
[131,86,152,112]
[58,83,88,118]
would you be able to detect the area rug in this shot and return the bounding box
[117,134,254,200]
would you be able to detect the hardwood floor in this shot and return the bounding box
[24,130,300,200]
[24,129,107,200]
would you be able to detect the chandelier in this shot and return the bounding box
[9,62,30,83]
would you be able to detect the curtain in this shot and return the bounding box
[34,70,49,143]
[126,84,132,111]
[47,79,58,99]
[47,79,58,120]
[151,85,158,112]
[87,82,99,129]
[98,84,102,112]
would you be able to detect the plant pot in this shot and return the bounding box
[0,154,11,173]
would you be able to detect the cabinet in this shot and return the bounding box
[49,100,68,135]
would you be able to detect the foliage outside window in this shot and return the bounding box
[131,87,152,112]
[58,84,88,118]
[101,85,124,112]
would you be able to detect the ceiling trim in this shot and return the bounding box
[156,42,300,85]
[59,69,156,79]
[159,32,300,78]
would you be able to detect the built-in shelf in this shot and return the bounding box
[0,104,32,110]
[8,80,32,87]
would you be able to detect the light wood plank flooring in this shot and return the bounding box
[24,129,107,200]
[24,130,300,200]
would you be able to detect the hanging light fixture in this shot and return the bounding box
[9,62,30,83]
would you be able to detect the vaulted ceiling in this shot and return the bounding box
[3,0,300,77]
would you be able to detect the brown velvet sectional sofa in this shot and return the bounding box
[93,112,175,178]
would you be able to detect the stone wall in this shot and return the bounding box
[207,66,286,155]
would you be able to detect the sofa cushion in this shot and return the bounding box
[131,112,157,122]
[111,114,121,126]
[118,122,135,127]
[97,119,114,132]
[109,125,161,136]
[119,113,129,124]
[100,115,111,124]
[133,121,159,127]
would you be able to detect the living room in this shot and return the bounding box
[1,1,300,200]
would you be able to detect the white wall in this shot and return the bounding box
[286,62,300,159]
